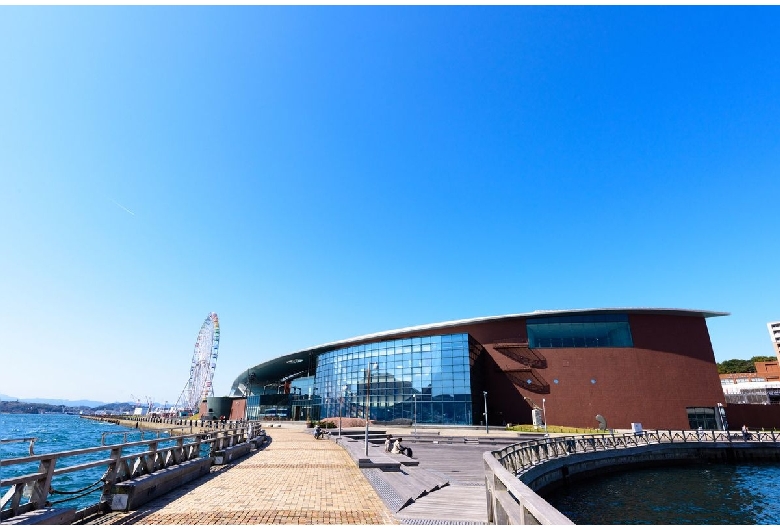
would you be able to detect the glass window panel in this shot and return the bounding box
[527,314,633,348]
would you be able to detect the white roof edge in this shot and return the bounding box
[286,307,729,359]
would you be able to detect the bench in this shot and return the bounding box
[0,508,75,525]
[432,437,455,444]
[249,433,267,449]
[336,438,402,471]
[108,457,212,511]
[383,450,419,466]
[403,435,441,444]
[214,441,253,464]
[464,437,505,445]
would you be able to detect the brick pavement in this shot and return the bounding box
[88,427,396,525]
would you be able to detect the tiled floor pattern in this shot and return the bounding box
[89,429,396,525]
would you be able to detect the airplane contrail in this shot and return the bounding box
[110,199,135,216]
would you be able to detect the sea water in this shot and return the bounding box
[0,413,175,511]
[544,462,780,524]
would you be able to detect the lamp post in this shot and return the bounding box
[483,391,489,434]
[413,394,417,434]
[313,386,319,422]
[542,398,548,437]
[339,385,347,437]
[306,387,313,424]
[365,363,376,457]
[246,372,255,422]
[243,372,250,422]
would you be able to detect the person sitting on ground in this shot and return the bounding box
[314,425,323,439]
[391,437,412,457]
[384,434,393,452]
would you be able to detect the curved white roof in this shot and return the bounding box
[291,307,728,358]
[231,307,728,393]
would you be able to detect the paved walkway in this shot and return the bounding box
[86,427,396,525]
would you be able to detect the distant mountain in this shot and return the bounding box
[0,396,107,408]
[23,398,108,408]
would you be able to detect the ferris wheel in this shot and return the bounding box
[174,312,220,415]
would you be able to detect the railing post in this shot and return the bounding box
[29,457,56,509]
[143,441,159,473]
[100,446,123,509]
[484,458,496,523]
[174,437,184,464]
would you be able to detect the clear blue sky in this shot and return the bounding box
[1,7,778,404]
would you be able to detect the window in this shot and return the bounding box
[310,333,472,425]
[687,407,718,430]
[527,314,633,348]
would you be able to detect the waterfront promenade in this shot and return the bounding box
[83,425,396,525]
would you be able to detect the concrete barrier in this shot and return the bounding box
[213,442,253,465]
[484,452,574,525]
[0,508,76,525]
[249,434,267,449]
[108,457,212,511]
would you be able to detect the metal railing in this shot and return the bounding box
[484,429,780,524]
[0,438,36,456]
[0,423,261,521]
[491,429,780,476]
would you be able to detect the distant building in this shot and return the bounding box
[720,359,780,405]
[768,321,780,357]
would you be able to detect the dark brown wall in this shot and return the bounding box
[348,313,725,430]
[230,398,247,421]
[725,404,780,431]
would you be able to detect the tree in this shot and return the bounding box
[751,356,777,363]
[717,359,756,374]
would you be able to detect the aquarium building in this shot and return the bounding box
[228,308,728,431]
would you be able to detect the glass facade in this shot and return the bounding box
[527,314,633,348]
[686,407,718,430]
[294,333,473,425]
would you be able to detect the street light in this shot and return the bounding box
[483,391,489,434]
[339,385,347,437]
[246,372,256,422]
[542,398,548,437]
[243,372,252,422]
[313,386,319,422]
[413,394,417,434]
[365,363,377,457]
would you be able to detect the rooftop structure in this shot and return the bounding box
[768,321,780,358]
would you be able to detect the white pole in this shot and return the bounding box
[339,385,347,438]
[413,394,417,434]
[364,364,372,456]
[243,375,249,422]
[483,391,489,434]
